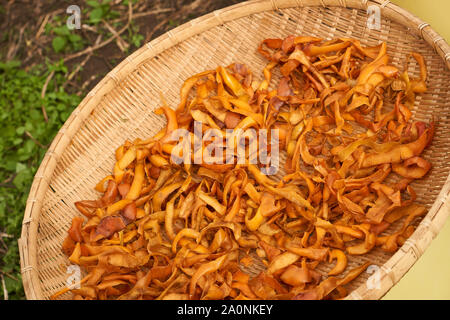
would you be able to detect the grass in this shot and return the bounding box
[0,60,82,299]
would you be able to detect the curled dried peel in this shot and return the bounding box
[54,36,433,300]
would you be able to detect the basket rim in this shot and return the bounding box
[19,0,450,300]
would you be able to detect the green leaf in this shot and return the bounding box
[132,34,144,48]
[68,34,82,43]
[24,121,33,131]
[52,36,67,53]
[12,137,22,145]
[0,60,20,71]
[12,168,32,189]
[15,126,25,135]
[168,20,180,27]
[86,0,101,8]
[53,25,70,36]
[15,162,27,173]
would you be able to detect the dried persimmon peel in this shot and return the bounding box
[53,36,432,300]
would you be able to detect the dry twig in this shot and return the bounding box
[6,24,27,61]
[0,232,13,239]
[25,131,47,149]
[1,274,8,300]
[0,271,19,282]
[103,20,129,52]
[40,70,55,122]
[110,8,174,23]
[36,13,50,40]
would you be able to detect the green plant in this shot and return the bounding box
[46,20,85,54]
[0,60,82,299]
[127,22,144,50]
[130,33,144,49]
[168,19,180,27]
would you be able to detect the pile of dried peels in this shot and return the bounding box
[52,35,434,300]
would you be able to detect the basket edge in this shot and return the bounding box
[19,0,450,300]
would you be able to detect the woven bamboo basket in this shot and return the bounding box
[19,0,450,300]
